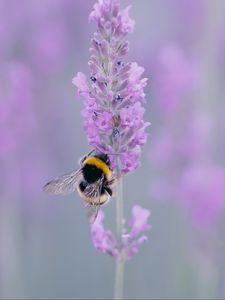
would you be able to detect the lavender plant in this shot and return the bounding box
[150,45,225,229]
[73,0,150,298]
[149,44,225,299]
[73,0,149,173]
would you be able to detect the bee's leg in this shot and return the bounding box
[107,171,125,197]
[105,184,116,197]
[107,171,125,185]
[112,188,116,197]
[107,178,116,186]
[78,149,95,166]
[105,179,116,198]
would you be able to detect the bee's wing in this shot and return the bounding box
[43,168,83,195]
[86,203,100,224]
[84,177,104,224]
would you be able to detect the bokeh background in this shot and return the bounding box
[1,0,225,299]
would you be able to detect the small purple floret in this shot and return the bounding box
[91,205,151,259]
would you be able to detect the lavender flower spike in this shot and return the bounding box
[73,2,150,299]
[73,0,149,173]
[91,205,151,260]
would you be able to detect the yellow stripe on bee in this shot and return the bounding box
[83,157,111,178]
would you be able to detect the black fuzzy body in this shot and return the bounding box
[82,164,104,183]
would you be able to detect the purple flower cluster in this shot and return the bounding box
[180,165,225,227]
[73,0,149,173]
[150,44,225,228]
[91,205,151,259]
[156,44,198,117]
[0,63,36,156]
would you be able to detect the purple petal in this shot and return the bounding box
[119,6,135,35]
[120,148,141,173]
[91,210,118,257]
[130,205,151,237]
[72,72,90,97]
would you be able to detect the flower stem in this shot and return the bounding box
[114,160,125,300]
[114,254,125,300]
[116,166,123,238]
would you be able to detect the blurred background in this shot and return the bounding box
[1,0,225,298]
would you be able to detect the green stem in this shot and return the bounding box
[114,159,125,300]
[116,169,123,237]
[114,255,125,300]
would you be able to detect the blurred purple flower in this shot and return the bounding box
[156,44,198,116]
[170,0,205,44]
[180,165,225,227]
[73,0,149,173]
[150,44,225,229]
[151,113,210,168]
[91,205,151,259]
[150,45,202,172]
[0,63,36,156]
[29,21,69,73]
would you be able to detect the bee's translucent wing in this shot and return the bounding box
[84,177,104,224]
[43,168,83,195]
[86,203,100,224]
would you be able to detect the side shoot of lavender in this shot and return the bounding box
[73,1,150,299]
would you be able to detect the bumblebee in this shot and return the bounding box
[43,150,117,222]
